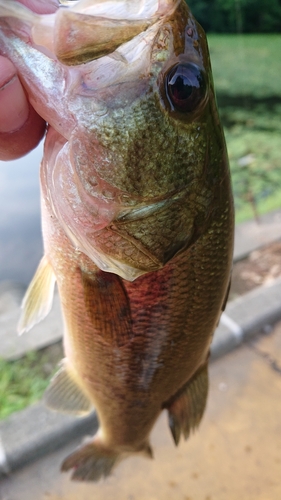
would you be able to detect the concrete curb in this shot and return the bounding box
[0,289,63,361]
[0,405,98,476]
[211,277,281,358]
[0,277,281,477]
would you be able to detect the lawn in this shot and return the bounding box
[0,344,62,420]
[208,34,281,222]
[208,34,281,98]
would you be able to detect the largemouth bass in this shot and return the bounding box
[0,0,234,482]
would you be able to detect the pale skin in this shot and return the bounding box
[0,0,58,160]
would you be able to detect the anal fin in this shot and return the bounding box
[165,362,209,446]
[44,359,93,416]
[18,255,56,334]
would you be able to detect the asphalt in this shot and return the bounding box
[0,211,281,482]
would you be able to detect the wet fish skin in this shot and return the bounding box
[0,0,234,481]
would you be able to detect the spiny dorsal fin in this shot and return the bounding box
[18,255,56,334]
[44,360,93,416]
[166,362,209,446]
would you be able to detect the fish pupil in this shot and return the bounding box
[167,63,206,112]
[171,75,193,101]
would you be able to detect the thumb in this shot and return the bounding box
[0,57,46,160]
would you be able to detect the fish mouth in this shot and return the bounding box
[52,0,182,66]
[58,0,180,19]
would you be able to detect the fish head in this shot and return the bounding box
[3,0,226,280]
[47,1,227,280]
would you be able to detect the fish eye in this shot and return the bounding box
[166,63,207,113]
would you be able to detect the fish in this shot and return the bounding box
[0,0,234,482]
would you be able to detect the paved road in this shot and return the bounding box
[0,145,43,285]
[1,322,281,500]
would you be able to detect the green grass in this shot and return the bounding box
[226,126,281,220]
[234,189,281,223]
[208,34,281,98]
[0,345,62,420]
[207,34,281,221]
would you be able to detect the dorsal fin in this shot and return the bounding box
[18,255,56,334]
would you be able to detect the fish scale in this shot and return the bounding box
[92,99,208,196]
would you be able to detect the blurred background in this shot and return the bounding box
[188,0,281,224]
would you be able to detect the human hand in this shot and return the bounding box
[0,0,58,160]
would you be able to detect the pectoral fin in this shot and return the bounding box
[165,362,209,446]
[44,360,93,416]
[18,255,56,334]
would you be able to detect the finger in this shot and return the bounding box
[0,106,46,161]
[0,57,46,161]
[0,58,29,134]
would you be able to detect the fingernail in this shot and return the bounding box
[0,75,30,133]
